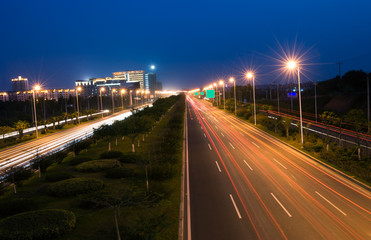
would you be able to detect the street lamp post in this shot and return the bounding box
[32,85,41,137]
[141,90,145,104]
[120,89,126,111]
[213,83,218,106]
[112,89,116,114]
[247,72,256,125]
[276,81,280,114]
[76,87,82,124]
[229,77,236,115]
[129,90,133,107]
[99,87,105,118]
[287,61,304,146]
[219,80,225,110]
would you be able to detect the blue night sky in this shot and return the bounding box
[1,0,371,90]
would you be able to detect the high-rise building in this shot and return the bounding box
[113,70,145,89]
[11,76,29,92]
[145,73,157,93]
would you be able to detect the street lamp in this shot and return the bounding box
[76,86,82,124]
[32,85,41,137]
[213,83,218,106]
[287,60,304,146]
[141,90,145,104]
[136,90,140,106]
[112,88,117,114]
[120,89,126,111]
[229,77,236,115]
[219,80,225,110]
[99,87,105,117]
[246,72,256,125]
[129,90,133,107]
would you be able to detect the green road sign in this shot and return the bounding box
[195,92,199,96]
[206,89,215,98]
[200,91,205,95]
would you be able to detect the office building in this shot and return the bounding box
[11,76,29,92]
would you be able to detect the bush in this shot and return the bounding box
[45,172,73,182]
[47,178,104,197]
[99,150,123,159]
[0,198,37,218]
[79,191,120,209]
[69,156,92,165]
[105,167,135,179]
[76,160,121,172]
[0,209,75,240]
[118,154,143,163]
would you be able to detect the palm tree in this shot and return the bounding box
[14,120,30,138]
[282,117,293,138]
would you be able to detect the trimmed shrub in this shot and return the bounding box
[0,209,75,240]
[69,156,92,165]
[45,172,73,182]
[79,191,120,209]
[48,178,104,197]
[105,167,135,179]
[99,150,123,159]
[118,154,143,163]
[0,198,37,218]
[76,160,120,172]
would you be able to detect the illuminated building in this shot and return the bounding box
[11,76,29,92]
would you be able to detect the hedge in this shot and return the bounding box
[0,209,76,240]
[105,167,135,179]
[47,178,104,197]
[0,198,37,218]
[45,172,74,182]
[79,191,120,209]
[118,154,143,163]
[76,160,121,172]
[99,150,123,159]
[69,156,92,165]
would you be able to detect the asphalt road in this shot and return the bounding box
[186,96,371,240]
[0,106,148,172]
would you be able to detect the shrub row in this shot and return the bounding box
[100,150,123,159]
[76,159,121,172]
[0,209,76,240]
[47,178,104,197]
[69,156,92,165]
[45,172,74,182]
[105,167,134,179]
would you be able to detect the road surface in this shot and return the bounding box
[186,96,371,240]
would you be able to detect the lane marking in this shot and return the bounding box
[201,126,203,130]
[252,142,260,148]
[243,160,253,171]
[315,191,347,216]
[221,132,225,137]
[203,133,206,138]
[273,158,287,169]
[229,142,235,149]
[208,144,212,150]
[271,193,292,217]
[215,125,218,129]
[239,132,244,136]
[215,161,221,172]
[229,194,242,219]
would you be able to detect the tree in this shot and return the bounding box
[320,111,338,143]
[14,120,30,138]
[344,109,367,159]
[119,115,153,152]
[0,126,14,144]
[282,117,293,138]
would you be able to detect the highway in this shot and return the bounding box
[186,96,371,240]
[0,107,144,172]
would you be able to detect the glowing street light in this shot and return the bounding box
[120,89,126,111]
[219,80,225,110]
[229,77,236,115]
[112,88,117,114]
[246,72,256,125]
[129,90,133,107]
[32,85,41,137]
[287,60,304,146]
[76,86,82,124]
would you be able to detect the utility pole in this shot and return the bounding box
[367,76,370,132]
[337,62,342,79]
